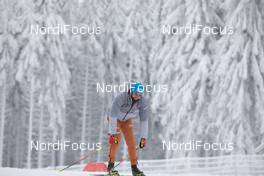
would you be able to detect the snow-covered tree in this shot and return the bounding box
[152,0,223,158]
[0,0,20,167]
[15,0,70,168]
[209,0,264,154]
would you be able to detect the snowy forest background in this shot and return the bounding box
[0,0,264,169]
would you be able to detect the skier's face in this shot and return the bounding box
[131,92,142,101]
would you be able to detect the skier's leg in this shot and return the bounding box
[121,119,138,165]
[121,119,145,176]
[108,121,121,165]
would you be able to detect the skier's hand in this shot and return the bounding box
[109,134,118,145]
[139,138,146,149]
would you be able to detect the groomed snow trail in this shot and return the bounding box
[0,168,215,176]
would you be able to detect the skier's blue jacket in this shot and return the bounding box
[109,92,149,139]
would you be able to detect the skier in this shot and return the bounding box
[107,82,149,176]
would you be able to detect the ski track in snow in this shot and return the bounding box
[0,168,217,176]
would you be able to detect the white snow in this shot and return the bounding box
[0,168,89,176]
[0,167,215,176]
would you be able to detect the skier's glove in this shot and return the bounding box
[139,138,146,149]
[109,135,118,145]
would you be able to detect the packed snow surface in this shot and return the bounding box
[0,167,216,176]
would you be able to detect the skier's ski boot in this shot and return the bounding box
[106,170,119,176]
[107,162,120,176]
[131,165,145,176]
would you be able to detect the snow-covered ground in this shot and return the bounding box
[0,167,215,176]
[1,155,263,176]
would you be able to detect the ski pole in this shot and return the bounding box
[59,153,91,172]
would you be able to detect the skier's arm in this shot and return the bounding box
[109,94,123,135]
[139,98,149,139]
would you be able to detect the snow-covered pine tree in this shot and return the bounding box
[151,0,186,126]
[102,0,133,84]
[0,0,20,167]
[77,0,107,163]
[15,1,44,168]
[40,0,70,166]
[152,0,223,158]
[16,0,70,168]
[122,0,159,82]
[61,0,85,165]
[62,0,109,164]
[209,0,264,154]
